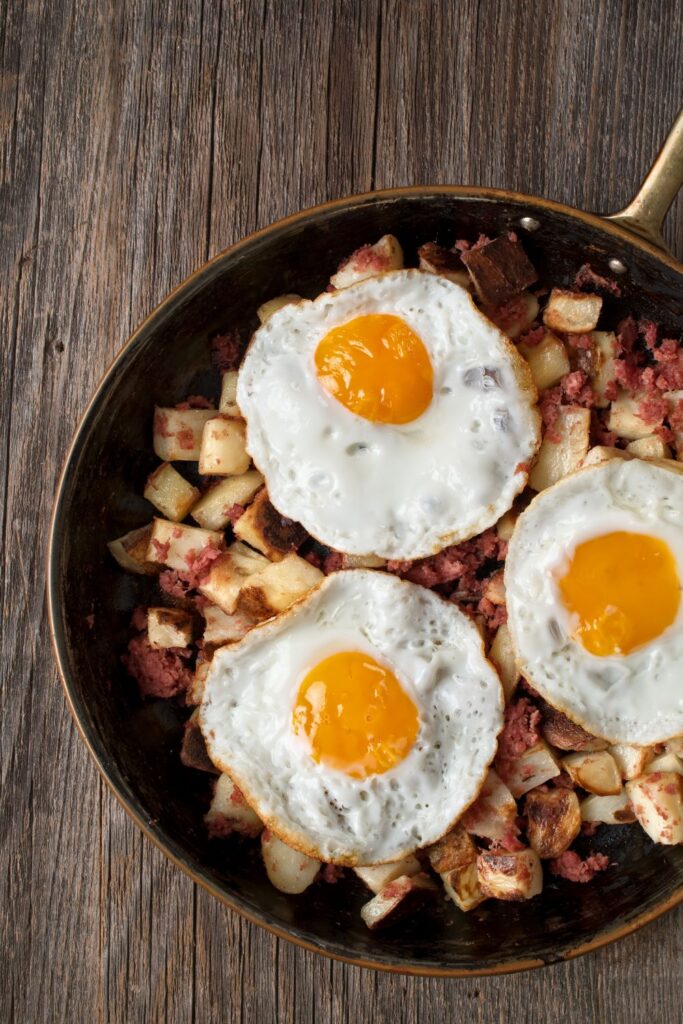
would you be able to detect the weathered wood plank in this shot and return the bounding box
[2,2,682,1023]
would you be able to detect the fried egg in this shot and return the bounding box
[199,570,503,864]
[237,271,540,560]
[506,459,683,744]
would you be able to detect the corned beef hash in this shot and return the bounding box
[110,231,683,927]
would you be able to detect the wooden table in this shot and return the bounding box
[2,1,682,1021]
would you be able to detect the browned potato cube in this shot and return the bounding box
[187,654,212,705]
[144,462,200,522]
[488,623,520,701]
[607,392,654,441]
[180,708,219,773]
[497,740,561,798]
[646,752,683,776]
[153,407,215,461]
[107,523,158,575]
[205,774,263,838]
[440,862,485,913]
[233,487,306,561]
[525,788,581,859]
[460,235,538,307]
[539,700,608,752]
[417,242,470,289]
[261,832,320,893]
[237,554,324,620]
[201,604,256,645]
[477,849,543,901]
[199,416,250,476]
[426,824,477,875]
[529,406,591,491]
[146,518,223,570]
[582,445,631,468]
[461,768,518,844]
[354,855,421,894]
[626,772,683,844]
[330,235,404,290]
[561,751,622,795]
[256,293,301,324]
[495,508,519,542]
[580,790,636,825]
[341,553,387,569]
[590,330,618,407]
[147,607,193,649]
[198,542,270,614]
[219,371,240,416]
[190,470,264,531]
[543,289,602,334]
[359,873,437,930]
[626,435,672,460]
[518,331,570,391]
[608,743,654,780]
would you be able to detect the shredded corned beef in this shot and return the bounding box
[225,503,245,525]
[151,538,171,563]
[553,772,576,790]
[478,597,507,629]
[131,606,148,631]
[591,410,618,447]
[549,850,610,882]
[488,294,529,331]
[303,550,322,570]
[538,387,562,441]
[518,324,545,347]
[154,410,172,437]
[497,698,541,760]
[122,635,193,699]
[341,243,389,273]
[159,569,192,599]
[211,329,243,372]
[176,395,214,410]
[566,332,594,351]
[581,821,600,837]
[322,551,344,574]
[453,233,492,253]
[321,864,344,883]
[573,264,622,297]
[158,541,223,599]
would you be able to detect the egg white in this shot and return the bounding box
[505,459,683,744]
[199,570,503,864]
[237,271,540,560]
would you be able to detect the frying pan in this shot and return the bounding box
[48,109,683,975]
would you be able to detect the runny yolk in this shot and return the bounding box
[558,530,680,656]
[314,313,434,424]
[292,651,419,778]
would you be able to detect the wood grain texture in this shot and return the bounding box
[1,1,682,1021]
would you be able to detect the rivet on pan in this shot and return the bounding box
[520,216,540,232]
[608,258,627,275]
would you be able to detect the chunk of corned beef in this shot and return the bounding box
[549,849,610,882]
[211,329,243,372]
[497,697,542,760]
[122,635,193,699]
[573,264,622,297]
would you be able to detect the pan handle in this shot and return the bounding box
[606,106,683,254]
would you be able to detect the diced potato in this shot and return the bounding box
[237,554,324,620]
[360,873,437,930]
[199,416,250,476]
[144,462,200,522]
[198,542,271,614]
[187,654,212,705]
[607,392,654,441]
[440,862,485,913]
[146,518,223,571]
[233,487,305,561]
[488,291,539,340]
[582,445,631,468]
[580,790,636,825]
[497,740,561,798]
[609,743,655,781]
[430,827,484,911]
[153,407,215,461]
[488,623,520,701]
[539,701,608,752]
[147,607,193,649]
[261,832,321,894]
[107,523,158,575]
[525,788,581,859]
[190,470,264,531]
[417,242,471,289]
[495,508,518,542]
[529,406,590,491]
[647,752,683,776]
[330,235,404,290]
[180,708,219,773]
[257,293,301,324]
[341,553,387,569]
[543,289,602,334]
[626,435,672,460]
[202,604,256,645]
[205,773,263,838]
[626,772,683,844]
[477,849,543,901]
[461,768,519,844]
[590,330,618,408]
[666,737,683,757]
[483,571,505,606]
[561,751,622,795]
[219,371,240,416]
[354,855,421,894]
[518,331,570,391]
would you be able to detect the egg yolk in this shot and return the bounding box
[292,651,419,778]
[314,314,434,424]
[558,531,680,656]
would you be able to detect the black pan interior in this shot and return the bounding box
[50,190,683,972]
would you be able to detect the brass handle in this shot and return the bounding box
[606,106,683,254]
